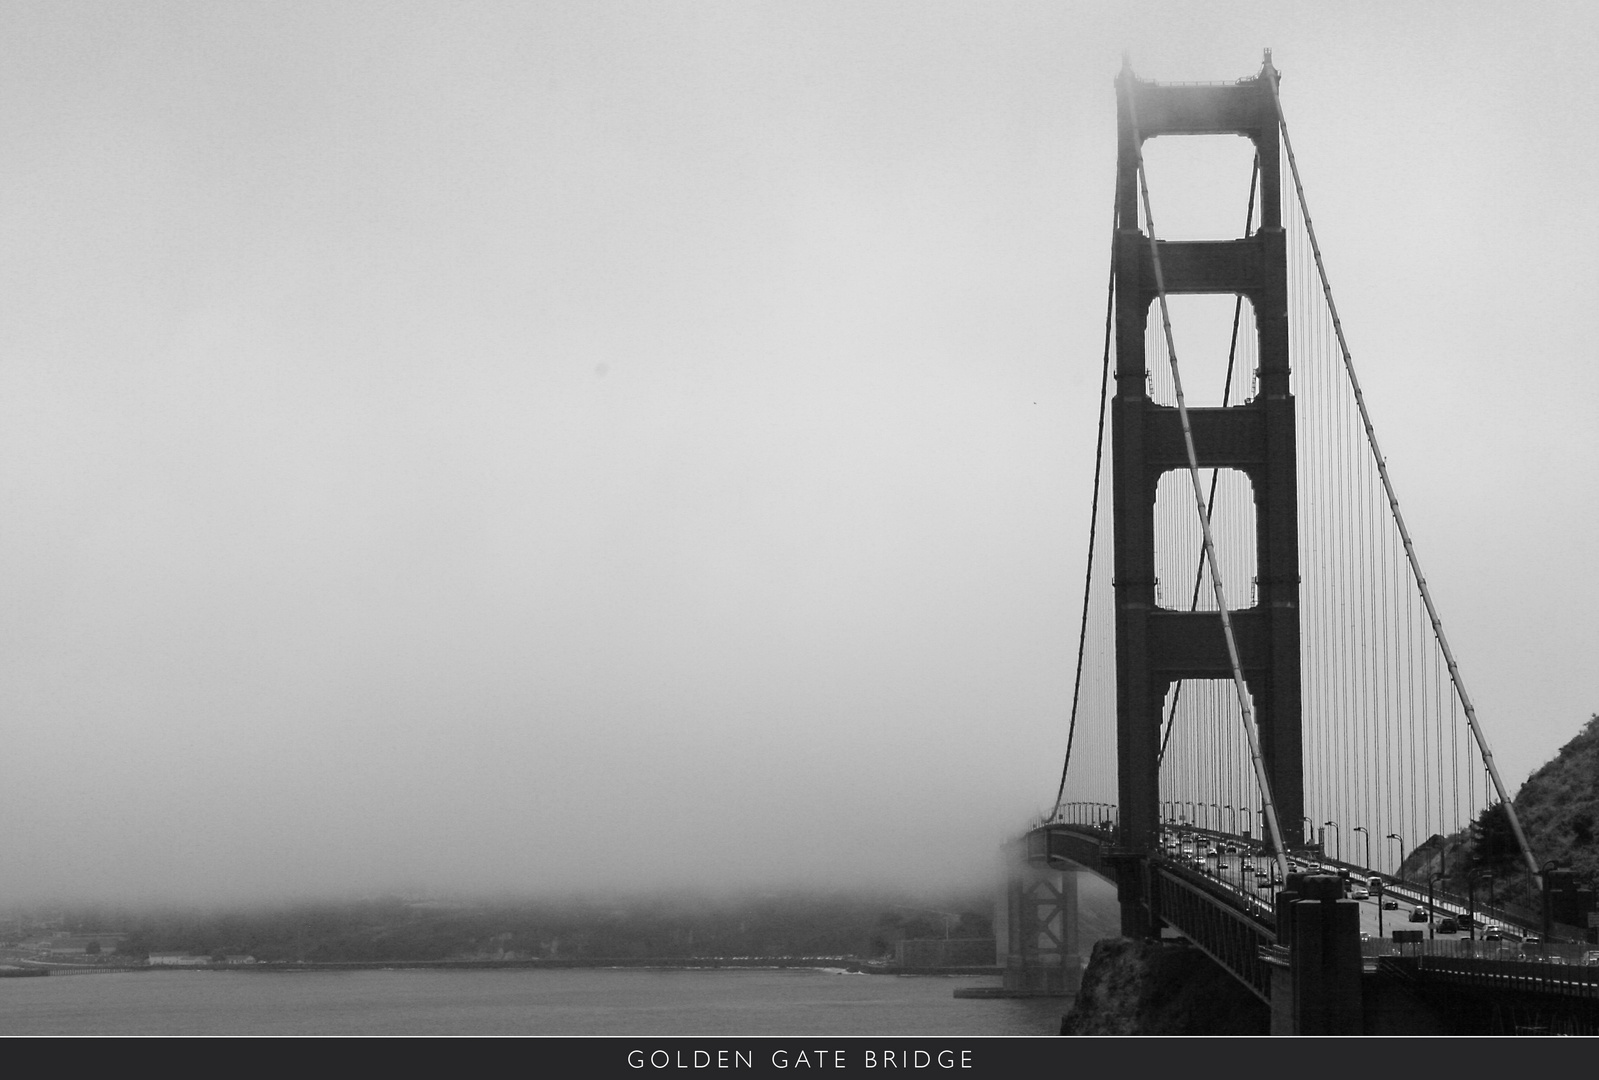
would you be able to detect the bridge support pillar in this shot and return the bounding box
[1108,57,1306,944]
[997,847,1083,995]
[1269,875,1362,1034]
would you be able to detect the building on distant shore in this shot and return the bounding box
[147,954,256,967]
[19,932,126,957]
[894,938,997,969]
[147,954,209,966]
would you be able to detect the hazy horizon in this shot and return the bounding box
[2,4,1595,907]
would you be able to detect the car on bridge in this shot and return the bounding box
[1437,917,1459,934]
[1408,907,1429,923]
[1483,925,1504,941]
[1382,898,1400,910]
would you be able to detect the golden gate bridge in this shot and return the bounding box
[1004,52,1598,1036]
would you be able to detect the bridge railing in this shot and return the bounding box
[1375,945,1599,1005]
[1363,937,1599,966]
[1152,861,1276,1003]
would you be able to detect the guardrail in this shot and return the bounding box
[1365,937,1599,967]
[1374,945,1599,1005]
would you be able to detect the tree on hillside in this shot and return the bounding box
[1469,801,1519,874]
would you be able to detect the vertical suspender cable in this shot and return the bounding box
[1128,93,1291,881]
[1268,71,1541,884]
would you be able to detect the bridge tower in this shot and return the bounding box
[1110,55,1303,937]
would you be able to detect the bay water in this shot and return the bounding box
[0,967,1069,1036]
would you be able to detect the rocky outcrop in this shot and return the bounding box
[1059,937,1269,1035]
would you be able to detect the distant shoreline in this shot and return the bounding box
[17,958,1005,977]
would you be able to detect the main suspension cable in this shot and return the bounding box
[1052,200,1119,816]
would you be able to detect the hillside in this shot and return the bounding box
[1399,712,1599,912]
[1503,713,1599,881]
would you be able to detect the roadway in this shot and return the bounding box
[1156,832,1539,945]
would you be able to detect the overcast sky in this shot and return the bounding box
[0,2,1593,906]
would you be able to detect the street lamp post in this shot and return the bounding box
[1428,872,1444,942]
[1352,826,1371,872]
[1386,833,1405,881]
[1223,805,1237,835]
[1541,858,1569,943]
[1209,803,1221,833]
[1324,821,1341,863]
[1468,871,1494,943]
